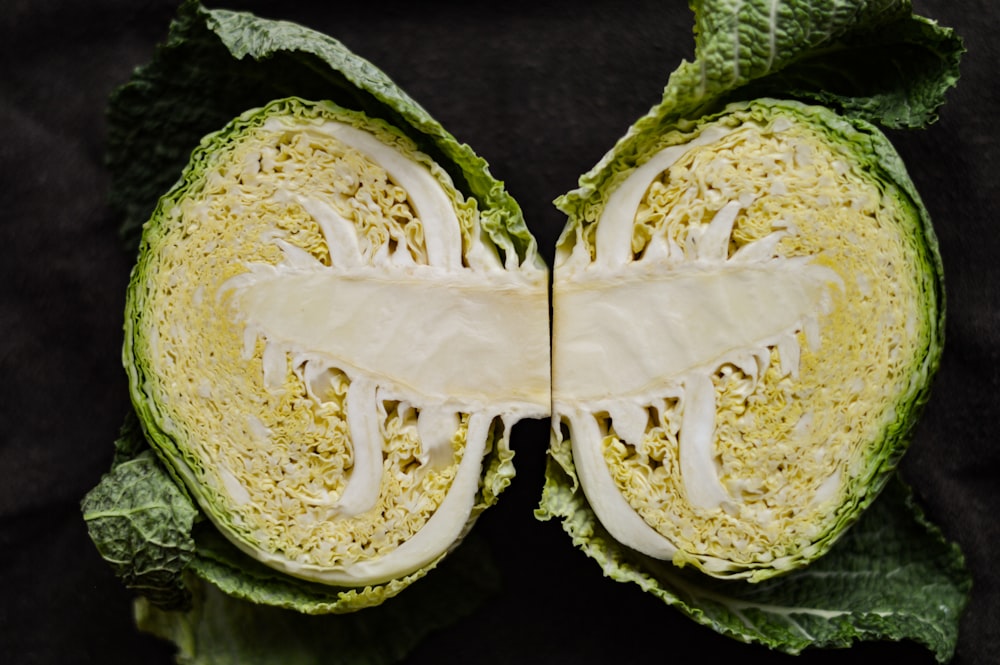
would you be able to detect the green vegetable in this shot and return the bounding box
[551,97,941,580]
[84,0,548,620]
[124,95,548,593]
[539,0,968,659]
[81,419,197,611]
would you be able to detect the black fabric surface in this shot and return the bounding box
[1,1,997,664]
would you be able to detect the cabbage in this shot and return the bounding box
[81,1,972,662]
[83,1,548,623]
[552,98,939,580]
[125,97,549,590]
[538,0,969,659]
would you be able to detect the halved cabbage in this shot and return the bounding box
[125,97,550,588]
[550,99,942,581]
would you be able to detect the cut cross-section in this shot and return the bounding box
[125,98,550,588]
[551,100,941,580]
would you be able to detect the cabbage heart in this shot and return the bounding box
[126,98,550,587]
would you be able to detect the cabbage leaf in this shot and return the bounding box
[133,544,499,665]
[654,0,961,128]
[539,451,970,660]
[82,416,198,611]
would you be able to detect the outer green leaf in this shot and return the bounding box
[538,442,971,661]
[134,534,501,665]
[732,13,964,129]
[664,0,962,128]
[81,442,198,611]
[108,1,535,265]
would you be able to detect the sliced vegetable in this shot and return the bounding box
[539,0,968,659]
[551,97,940,580]
[85,2,549,621]
[124,97,549,591]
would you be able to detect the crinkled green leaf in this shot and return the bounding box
[82,431,198,610]
[658,0,962,128]
[730,12,964,129]
[538,443,971,661]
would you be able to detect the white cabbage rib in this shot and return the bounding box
[248,412,499,585]
[140,107,549,587]
[275,120,466,270]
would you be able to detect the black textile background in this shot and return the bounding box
[1,1,997,664]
